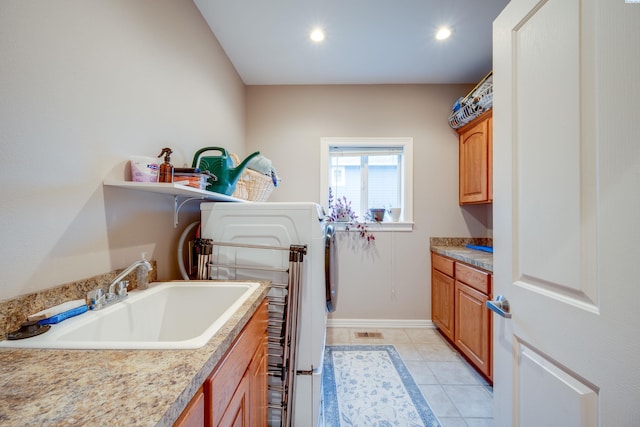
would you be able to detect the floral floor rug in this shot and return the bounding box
[322,345,441,427]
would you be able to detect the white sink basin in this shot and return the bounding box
[0,281,260,350]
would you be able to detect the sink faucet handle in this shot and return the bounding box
[117,281,129,297]
[88,288,105,309]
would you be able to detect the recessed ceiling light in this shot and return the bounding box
[310,28,325,43]
[435,26,452,41]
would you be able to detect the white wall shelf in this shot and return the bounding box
[104,180,245,227]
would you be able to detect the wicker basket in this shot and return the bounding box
[232,177,249,200]
[230,153,276,201]
[243,168,276,202]
[448,71,493,129]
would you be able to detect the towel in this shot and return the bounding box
[38,305,88,325]
[28,299,87,321]
[247,155,280,187]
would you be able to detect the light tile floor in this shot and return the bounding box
[325,327,493,427]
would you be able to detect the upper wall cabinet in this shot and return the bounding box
[457,110,493,205]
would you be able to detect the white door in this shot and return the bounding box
[492,0,640,426]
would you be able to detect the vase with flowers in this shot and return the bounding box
[326,188,375,242]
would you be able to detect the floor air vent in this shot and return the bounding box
[355,332,383,339]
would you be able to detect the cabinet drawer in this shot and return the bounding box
[455,263,490,294]
[432,253,454,277]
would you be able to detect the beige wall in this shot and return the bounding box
[0,1,246,300]
[0,2,492,323]
[246,85,491,322]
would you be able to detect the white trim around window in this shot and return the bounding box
[320,137,414,232]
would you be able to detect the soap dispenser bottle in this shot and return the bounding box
[157,147,174,183]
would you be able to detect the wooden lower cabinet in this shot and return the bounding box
[431,253,455,341]
[218,375,250,427]
[455,281,491,379]
[432,269,455,341]
[250,335,268,425]
[174,387,205,427]
[208,300,268,427]
[431,252,492,382]
[173,299,268,427]
[215,341,267,427]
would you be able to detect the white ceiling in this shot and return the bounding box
[193,0,509,85]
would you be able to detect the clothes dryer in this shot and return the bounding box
[200,202,337,427]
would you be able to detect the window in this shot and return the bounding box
[320,137,413,226]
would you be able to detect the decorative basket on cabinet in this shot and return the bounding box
[448,71,493,129]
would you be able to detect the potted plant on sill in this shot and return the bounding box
[326,188,375,243]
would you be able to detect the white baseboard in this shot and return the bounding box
[327,318,435,329]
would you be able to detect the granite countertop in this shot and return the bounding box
[430,237,493,272]
[0,281,270,427]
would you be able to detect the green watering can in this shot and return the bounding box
[192,147,260,195]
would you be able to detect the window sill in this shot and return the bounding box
[328,221,414,232]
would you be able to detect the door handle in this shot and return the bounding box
[486,295,512,318]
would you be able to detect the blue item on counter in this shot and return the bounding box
[466,244,493,253]
[38,305,88,325]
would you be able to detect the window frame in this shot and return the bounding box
[320,137,414,231]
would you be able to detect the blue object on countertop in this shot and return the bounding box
[38,305,88,325]
[466,244,493,253]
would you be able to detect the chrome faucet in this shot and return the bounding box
[108,256,153,292]
[88,255,153,310]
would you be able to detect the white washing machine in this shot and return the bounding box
[200,202,337,427]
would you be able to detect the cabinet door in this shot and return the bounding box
[454,281,491,378]
[487,116,493,202]
[207,300,268,427]
[174,387,205,427]
[249,336,268,427]
[459,115,490,204]
[432,269,455,341]
[218,375,250,427]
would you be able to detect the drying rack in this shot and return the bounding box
[208,240,307,427]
